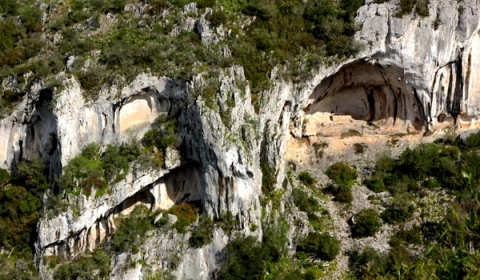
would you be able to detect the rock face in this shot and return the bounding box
[28,67,261,279]
[1,0,480,279]
[292,0,480,140]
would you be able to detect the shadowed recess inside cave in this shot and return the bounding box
[306,60,426,132]
[24,88,62,182]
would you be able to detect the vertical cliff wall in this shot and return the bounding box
[1,0,480,278]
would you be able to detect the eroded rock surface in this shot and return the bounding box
[1,0,480,279]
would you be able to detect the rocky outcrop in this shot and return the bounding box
[289,0,480,140]
[2,0,480,279]
[24,66,262,279]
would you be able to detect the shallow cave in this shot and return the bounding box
[305,60,426,132]
[24,88,62,181]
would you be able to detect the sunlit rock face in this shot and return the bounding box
[290,0,480,141]
[304,61,425,137]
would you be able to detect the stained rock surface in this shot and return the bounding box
[1,0,480,279]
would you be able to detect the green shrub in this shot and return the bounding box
[102,141,140,183]
[390,226,422,248]
[16,154,49,195]
[110,205,154,253]
[217,235,266,280]
[208,9,228,27]
[415,0,429,17]
[216,211,237,235]
[326,161,358,188]
[381,194,415,224]
[0,185,41,251]
[298,171,316,187]
[0,168,10,187]
[297,232,340,261]
[349,247,389,278]
[396,0,416,17]
[53,249,110,280]
[466,133,480,149]
[335,186,353,203]
[292,188,319,213]
[351,209,382,238]
[189,214,214,248]
[168,202,199,234]
[218,222,287,279]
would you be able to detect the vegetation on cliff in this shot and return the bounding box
[0,0,365,116]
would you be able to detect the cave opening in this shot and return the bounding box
[305,60,425,134]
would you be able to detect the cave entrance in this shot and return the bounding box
[304,60,425,136]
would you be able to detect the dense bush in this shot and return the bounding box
[15,154,49,195]
[216,211,238,235]
[168,202,200,233]
[0,168,10,187]
[326,161,358,188]
[110,205,154,253]
[53,249,110,280]
[0,186,41,251]
[60,141,141,197]
[217,223,287,280]
[349,247,389,278]
[189,214,214,248]
[298,171,316,187]
[335,186,353,203]
[297,232,340,261]
[141,114,179,169]
[351,209,382,238]
[102,142,141,183]
[292,188,320,213]
[381,194,415,224]
[389,226,422,248]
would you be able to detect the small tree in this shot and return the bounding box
[326,161,358,188]
[351,209,383,238]
[297,232,340,261]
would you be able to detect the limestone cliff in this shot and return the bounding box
[1,0,480,278]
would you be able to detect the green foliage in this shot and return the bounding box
[216,211,238,235]
[168,202,200,234]
[381,194,415,224]
[0,185,41,252]
[335,186,353,203]
[218,222,288,279]
[218,235,267,280]
[59,144,106,197]
[349,247,389,278]
[396,0,429,17]
[297,232,340,261]
[292,188,320,213]
[53,249,111,280]
[189,214,214,248]
[326,161,358,188]
[16,154,49,195]
[352,138,480,278]
[351,209,382,238]
[110,205,154,253]
[261,162,277,195]
[102,141,141,183]
[415,0,429,17]
[466,133,480,149]
[0,253,38,280]
[141,114,179,169]
[298,171,315,187]
[389,226,422,248]
[59,141,140,198]
[0,168,10,187]
[207,9,228,27]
